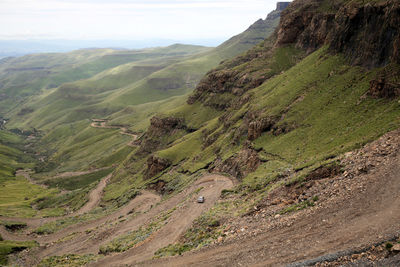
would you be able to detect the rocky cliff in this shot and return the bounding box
[137,0,400,181]
[189,0,400,111]
[277,0,400,67]
[276,2,291,11]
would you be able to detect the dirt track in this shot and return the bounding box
[8,174,233,266]
[90,119,138,147]
[52,167,110,178]
[89,175,234,266]
[33,175,233,261]
[7,130,400,266]
[75,173,112,216]
[0,171,114,237]
[137,131,400,267]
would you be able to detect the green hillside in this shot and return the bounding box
[88,0,400,257]
[0,45,208,115]
[7,6,283,132]
[3,0,400,265]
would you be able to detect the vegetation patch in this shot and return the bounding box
[154,214,222,258]
[37,254,101,267]
[0,174,61,218]
[33,207,107,235]
[0,240,37,265]
[43,168,113,191]
[0,221,27,232]
[99,207,175,254]
[33,184,93,216]
[279,196,319,215]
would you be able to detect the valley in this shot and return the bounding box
[1,0,400,266]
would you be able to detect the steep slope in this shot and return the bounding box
[0,130,34,178]
[79,0,400,264]
[6,0,400,266]
[0,4,286,191]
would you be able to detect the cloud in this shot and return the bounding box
[0,0,278,40]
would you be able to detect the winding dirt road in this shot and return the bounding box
[136,133,400,267]
[90,119,138,147]
[89,175,234,267]
[0,171,113,236]
[6,174,233,267]
[52,167,110,179]
[33,175,233,260]
[75,173,112,216]
[10,131,400,266]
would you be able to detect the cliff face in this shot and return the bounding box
[137,0,400,182]
[277,0,400,67]
[137,116,187,155]
[189,0,400,110]
[276,2,291,11]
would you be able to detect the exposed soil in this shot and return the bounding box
[52,167,110,179]
[75,173,111,216]
[136,129,400,266]
[89,175,234,267]
[0,171,114,234]
[8,175,233,266]
[7,129,400,267]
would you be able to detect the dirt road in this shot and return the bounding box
[52,167,110,179]
[137,132,400,266]
[0,171,114,234]
[90,119,139,145]
[89,175,234,266]
[6,174,232,266]
[10,131,400,266]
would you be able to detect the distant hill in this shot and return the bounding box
[5,5,285,130]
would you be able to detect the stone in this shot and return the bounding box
[392,243,400,252]
[145,155,170,179]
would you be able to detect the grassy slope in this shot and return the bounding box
[103,45,400,210]
[0,6,282,221]
[0,44,208,116]
[96,43,400,256]
[7,10,282,131]
[168,47,400,180]
[0,11,282,206]
[83,11,283,116]
[0,130,33,177]
[0,130,64,217]
[0,240,37,265]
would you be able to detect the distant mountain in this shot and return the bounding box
[0,39,226,59]
[4,4,286,130]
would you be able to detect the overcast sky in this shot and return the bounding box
[0,0,278,42]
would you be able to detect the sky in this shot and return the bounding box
[0,0,278,43]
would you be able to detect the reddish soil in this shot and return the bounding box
[7,130,400,267]
[137,130,400,267]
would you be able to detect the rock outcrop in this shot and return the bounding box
[137,116,186,154]
[148,180,167,194]
[148,116,185,133]
[187,3,295,109]
[145,156,170,179]
[211,148,260,179]
[369,77,400,99]
[276,2,291,11]
[247,116,277,141]
[277,0,400,67]
[187,69,267,110]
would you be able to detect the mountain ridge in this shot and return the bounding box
[2,0,400,266]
